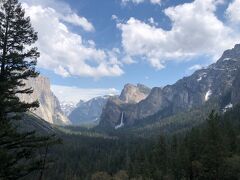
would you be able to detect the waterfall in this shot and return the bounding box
[115,112,124,129]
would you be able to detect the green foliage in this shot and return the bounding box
[0,0,60,179]
[41,105,240,180]
[0,121,60,180]
[0,0,40,121]
[201,111,225,179]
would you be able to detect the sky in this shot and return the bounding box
[20,0,240,103]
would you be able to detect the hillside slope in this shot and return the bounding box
[100,44,240,129]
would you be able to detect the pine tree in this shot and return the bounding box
[0,0,39,121]
[153,135,167,177]
[0,0,59,179]
[201,111,225,179]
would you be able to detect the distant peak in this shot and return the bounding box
[221,43,240,60]
[234,44,240,50]
[137,83,148,88]
[124,83,135,88]
[119,83,151,104]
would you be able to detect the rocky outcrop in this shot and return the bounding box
[119,84,151,104]
[69,96,110,125]
[100,84,151,128]
[100,44,240,129]
[18,76,70,125]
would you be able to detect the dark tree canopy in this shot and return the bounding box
[0,0,39,121]
[0,1,60,179]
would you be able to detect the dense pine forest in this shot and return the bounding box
[1,0,240,180]
[36,106,240,180]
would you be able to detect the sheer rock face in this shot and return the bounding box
[100,84,152,128]
[100,44,240,128]
[119,84,151,104]
[232,70,240,105]
[69,96,110,125]
[18,76,70,125]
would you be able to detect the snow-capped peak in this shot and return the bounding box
[60,101,77,116]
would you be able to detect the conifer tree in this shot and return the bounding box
[201,111,225,179]
[0,0,59,179]
[0,0,39,121]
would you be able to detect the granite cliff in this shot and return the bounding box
[99,44,240,129]
[18,76,70,125]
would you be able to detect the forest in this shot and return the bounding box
[37,106,240,180]
[0,0,240,179]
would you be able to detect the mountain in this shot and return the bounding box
[231,69,240,105]
[100,84,151,128]
[119,83,151,104]
[69,96,110,125]
[14,112,57,135]
[60,101,77,116]
[18,76,71,125]
[99,44,240,129]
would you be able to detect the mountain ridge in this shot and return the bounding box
[99,44,240,129]
[69,95,110,125]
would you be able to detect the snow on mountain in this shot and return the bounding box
[60,101,77,116]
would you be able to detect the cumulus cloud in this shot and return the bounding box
[226,0,240,24]
[118,0,240,69]
[22,0,94,32]
[148,17,158,26]
[51,85,119,103]
[122,0,161,5]
[61,14,94,32]
[22,2,124,78]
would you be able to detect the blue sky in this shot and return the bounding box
[21,0,240,102]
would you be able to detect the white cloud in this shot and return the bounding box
[22,1,124,78]
[61,14,94,32]
[21,0,94,32]
[122,0,144,4]
[122,0,161,5]
[150,0,161,5]
[51,85,119,103]
[54,66,70,77]
[148,17,158,26]
[118,0,240,69]
[226,0,240,24]
[112,14,118,20]
[122,56,136,64]
[188,64,203,71]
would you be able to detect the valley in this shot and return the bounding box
[18,44,240,179]
[1,0,240,179]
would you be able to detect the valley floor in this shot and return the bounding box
[27,105,240,180]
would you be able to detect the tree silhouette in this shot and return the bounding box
[0,1,59,179]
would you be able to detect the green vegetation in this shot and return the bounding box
[40,105,240,179]
[0,0,59,179]
[0,1,239,179]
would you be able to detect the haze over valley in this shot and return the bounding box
[1,0,240,179]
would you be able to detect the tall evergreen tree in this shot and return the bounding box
[0,0,39,121]
[0,1,59,179]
